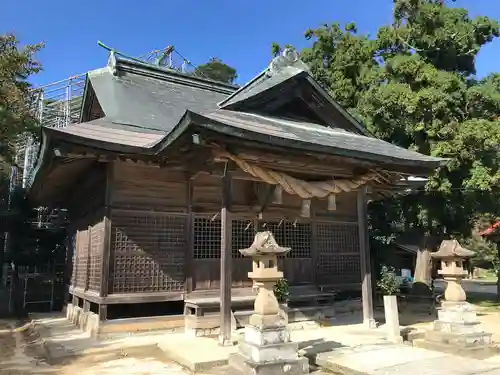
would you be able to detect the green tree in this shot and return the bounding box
[274,0,500,292]
[0,34,43,175]
[195,57,237,84]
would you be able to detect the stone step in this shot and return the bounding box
[413,338,499,360]
[425,330,493,347]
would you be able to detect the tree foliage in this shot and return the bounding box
[0,34,43,174]
[274,0,500,243]
[195,57,237,84]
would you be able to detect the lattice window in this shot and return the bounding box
[70,232,77,287]
[74,229,89,289]
[88,223,103,292]
[232,219,255,258]
[110,212,186,294]
[193,217,221,259]
[316,222,360,285]
[263,221,312,258]
[316,254,361,284]
[316,222,359,254]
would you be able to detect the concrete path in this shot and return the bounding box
[435,279,498,296]
[316,343,500,375]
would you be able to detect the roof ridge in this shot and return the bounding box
[112,55,238,94]
[218,47,309,108]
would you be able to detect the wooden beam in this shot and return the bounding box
[357,186,376,328]
[257,185,277,219]
[219,169,233,346]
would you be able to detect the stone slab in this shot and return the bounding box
[316,343,500,375]
[229,352,309,375]
[159,333,238,372]
[414,338,499,360]
[425,329,493,347]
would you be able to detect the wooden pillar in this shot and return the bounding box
[219,171,233,346]
[357,186,376,328]
[83,299,91,313]
[185,176,194,294]
[99,163,113,321]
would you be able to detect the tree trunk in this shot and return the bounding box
[414,248,432,284]
[496,271,500,302]
[496,246,500,302]
[412,235,438,296]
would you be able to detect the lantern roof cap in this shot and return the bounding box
[239,231,291,257]
[432,239,475,259]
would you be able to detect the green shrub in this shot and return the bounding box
[273,278,289,303]
[377,265,400,295]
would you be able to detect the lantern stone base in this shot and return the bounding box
[414,302,498,359]
[225,314,309,375]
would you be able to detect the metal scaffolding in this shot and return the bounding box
[14,74,87,189]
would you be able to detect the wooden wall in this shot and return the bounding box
[68,162,107,294]
[104,161,362,297]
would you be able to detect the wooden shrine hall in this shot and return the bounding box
[28,48,446,338]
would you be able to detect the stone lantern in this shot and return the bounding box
[229,231,309,375]
[432,239,475,303]
[414,239,495,358]
[240,231,289,322]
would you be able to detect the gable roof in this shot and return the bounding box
[218,48,369,135]
[81,55,237,134]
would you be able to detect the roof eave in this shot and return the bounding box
[304,76,371,137]
[182,114,447,172]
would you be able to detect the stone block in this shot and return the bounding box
[383,295,401,343]
[244,325,290,346]
[437,302,478,323]
[239,341,299,363]
[249,314,285,330]
[229,352,309,375]
[433,320,481,334]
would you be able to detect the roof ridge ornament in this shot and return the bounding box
[107,50,117,76]
[267,47,309,77]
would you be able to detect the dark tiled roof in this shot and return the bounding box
[218,66,303,108]
[197,110,446,167]
[87,58,236,134]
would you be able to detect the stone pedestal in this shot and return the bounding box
[416,301,496,358]
[226,231,309,375]
[414,240,497,359]
[383,295,402,343]
[229,316,308,375]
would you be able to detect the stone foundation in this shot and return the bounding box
[185,304,335,338]
[414,302,498,359]
[66,303,100,337]
[228,318,309,375]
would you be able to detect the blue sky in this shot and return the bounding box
[1,0,499,87]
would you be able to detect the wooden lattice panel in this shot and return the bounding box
[316,222,360,285]
[88,222,103,292]
[193,217,221,259]
[110,212,186,294]
[74,229,89,289]
[232,219,255,258]
[193,217,261,259]
[70,233,77,287]
[264,221,312,259]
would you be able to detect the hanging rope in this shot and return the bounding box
[214,150,382,199]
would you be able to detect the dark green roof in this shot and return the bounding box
[86,56,237,134]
